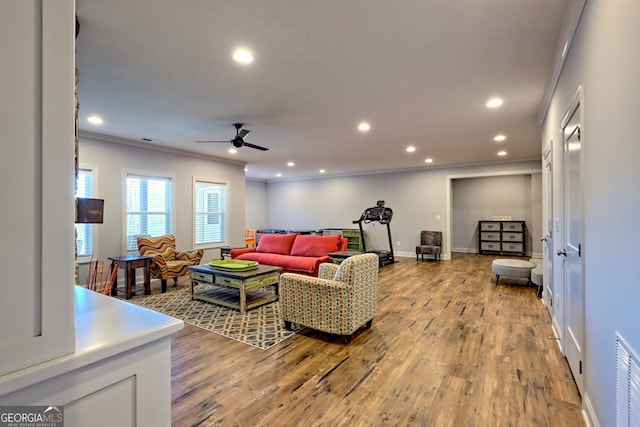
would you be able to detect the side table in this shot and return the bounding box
[328,250,364,264]
[219,246,234,259]
[108,255,154,299]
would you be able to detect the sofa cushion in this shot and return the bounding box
[255,233,297,255]
[290,234,341,257]
[235,252,322,275]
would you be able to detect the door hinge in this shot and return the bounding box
[579,360,583,374]
[577,126,581,141]
[578,243,582,257]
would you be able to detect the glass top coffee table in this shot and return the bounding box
[188,264,282,314]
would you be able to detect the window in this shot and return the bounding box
[75,168,93,257]
[126,173,173,251]
[194,179,227,245]
[207,193,220,225]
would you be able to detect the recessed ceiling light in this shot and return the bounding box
[287,162,295,167]
[497,150,508,156]
[486,98,503,108]
[87,115,103,125]
[406,146,416,153]
[276,173,282,178]
[358,122,370,132]
[228,148,237,154]
[232,48,254,64]
[319,169,326,174]
[244,167,248,172]
[425,158,433,164]
[494,134,506,142]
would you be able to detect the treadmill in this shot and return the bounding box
[353,200,395,267]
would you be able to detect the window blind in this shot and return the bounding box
[194,180,227,245]
[75,169,93,257]
[126,174,173,251]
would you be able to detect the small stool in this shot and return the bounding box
[491,259,536,286]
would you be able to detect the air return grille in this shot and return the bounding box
[616,333,640,426]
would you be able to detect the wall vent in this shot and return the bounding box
[616,333,640,426]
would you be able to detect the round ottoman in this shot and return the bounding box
[491,259,536,285]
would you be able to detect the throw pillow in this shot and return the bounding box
[332,256,354,282]
[290,234,341,257]
[255,233,297,255]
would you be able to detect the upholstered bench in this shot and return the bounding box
[529,258,544,297]
[491,259,536,286]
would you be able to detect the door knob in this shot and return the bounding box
[557,249,567,256]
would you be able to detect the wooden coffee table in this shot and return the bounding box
[188,264,282,314]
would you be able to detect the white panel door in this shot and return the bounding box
[542,143,554,311]
[560,89,584,395]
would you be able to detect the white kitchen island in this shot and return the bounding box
[0,287,183,427]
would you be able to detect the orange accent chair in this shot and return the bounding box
[245,229,257,247]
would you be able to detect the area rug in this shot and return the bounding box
[123,284,300,350]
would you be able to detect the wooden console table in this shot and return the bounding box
[108,255,154,299]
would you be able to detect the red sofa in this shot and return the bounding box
[230,233,348,276]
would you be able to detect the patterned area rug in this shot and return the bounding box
[124,284,300,350]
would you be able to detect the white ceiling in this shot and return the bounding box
[75,0,569,181]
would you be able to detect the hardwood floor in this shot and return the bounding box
[170,253,584,426]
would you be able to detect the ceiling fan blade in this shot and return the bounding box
[238,129,250,139]
[243,141,269,151]
[195,140,231,143]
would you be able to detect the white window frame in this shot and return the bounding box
[75,164,98,262]
[193,177,229,248]
[123,169,176,253]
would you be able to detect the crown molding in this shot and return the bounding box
[78,130,247,167]
[537,0,587,124]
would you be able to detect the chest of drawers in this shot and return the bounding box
[478,220,525,256]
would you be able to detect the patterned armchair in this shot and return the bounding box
[416,230,442,261]
[280,253,379,342]
[137,235,203,293]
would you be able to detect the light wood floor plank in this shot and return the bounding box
[170,253,584,426]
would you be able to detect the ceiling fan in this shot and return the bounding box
[196,123,269,151]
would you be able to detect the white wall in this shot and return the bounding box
[541,0,640,424]
[77,135,247,284]
[257,161,541,258]
[245,179,269,230]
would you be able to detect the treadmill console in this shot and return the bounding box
[354,200,393,225]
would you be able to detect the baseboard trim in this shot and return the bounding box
[396,251,450,261]
[452,247,476,254]
[582,392,599,427]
